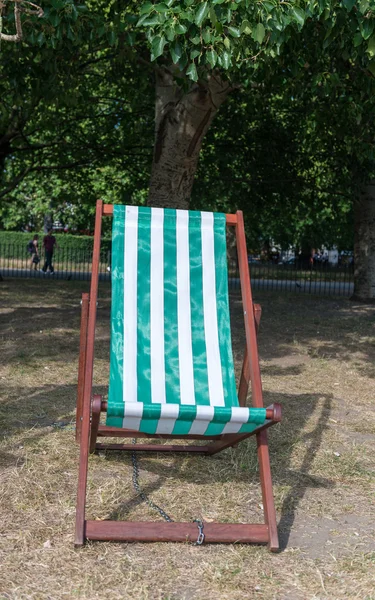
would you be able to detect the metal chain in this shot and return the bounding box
[131,439,205,544]
[131,439,174,523]
[193,519,205,545]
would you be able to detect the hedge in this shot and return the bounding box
[0,231,111,260]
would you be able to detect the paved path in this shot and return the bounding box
[229,277,353,295]
[1,268,353,295]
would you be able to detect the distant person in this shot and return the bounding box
[42,229,58,274]
[27,234,40,270]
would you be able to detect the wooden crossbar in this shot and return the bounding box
[102,203,238,225]
[85,521,269,544]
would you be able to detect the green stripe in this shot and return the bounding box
[214,213,238,407]
[137,208,152,405]
[172,405,198,435]
[189,211,210,406]
[139,403,161,434]
[163,209,180,404]
[107,205,125,428]
[108,403,266,424]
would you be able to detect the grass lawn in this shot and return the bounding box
[0,278,374,600]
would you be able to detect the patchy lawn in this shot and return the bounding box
[0,278,374,600]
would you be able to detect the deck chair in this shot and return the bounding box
[75,200,281,550]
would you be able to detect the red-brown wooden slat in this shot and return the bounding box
[75,199,103,546]
[235,210,279,552]
[95,443,212,453]
[85,521,269,544]
[75,293,89,443]
[102,203,237,225]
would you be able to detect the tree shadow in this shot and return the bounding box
[96,390,333,551]
[1,283,371,549]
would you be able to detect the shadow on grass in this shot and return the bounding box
[98,390,334,550]
[2,280,372,550]
[231,293,375,379]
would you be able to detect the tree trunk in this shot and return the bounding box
[148,69,232,209]
[0,134,11,178]
[352,181,375,302]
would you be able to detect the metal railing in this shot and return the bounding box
[0,243,354,295]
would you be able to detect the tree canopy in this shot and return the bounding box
[1,1,375,297]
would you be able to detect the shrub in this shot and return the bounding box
[0,231,111,261]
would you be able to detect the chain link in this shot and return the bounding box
[131,439,174,523]
[193,519,205,545]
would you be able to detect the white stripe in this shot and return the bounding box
[188,405,215,435]
[150,208,166,403]
[123,206,138,403]
[156,403,180,434]
[122,402,143,431]
[176,210,195,405]
[201,212,225,406]
[221,407,250,434]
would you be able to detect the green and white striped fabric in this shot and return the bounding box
[107,205,267,436]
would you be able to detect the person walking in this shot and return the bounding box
[42,229,58,273]
[27,234,40,270]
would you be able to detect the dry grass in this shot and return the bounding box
[0,278,375,600]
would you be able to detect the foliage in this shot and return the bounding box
[2,0,375,255]
[0,230,111,259]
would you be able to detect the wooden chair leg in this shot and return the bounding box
[89,394,102,453]
[75,201,103,547]
[257,430,279,552]
[76,293,89,443]
[75,395,91,547]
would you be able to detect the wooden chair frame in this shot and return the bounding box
[75,200,281,550]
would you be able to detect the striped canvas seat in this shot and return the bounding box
[107,206,267,436]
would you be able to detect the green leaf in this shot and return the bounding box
[139,2,153,15]
[175,23,187,34]
[227,26,240,38]
[367,35,375,57]
[353,32,363,47]
[359,0,369,13]
[165,26,175,41]
[154,3,170,12]
[151,35,166,59]
[125,31,136,46]
[37,31,46,45]
[206,49,217,67]
[50,0,65,8]
[240,20,252,35]
[342,0,356,10]
[190,49,200,59]
[108,30,116,46]
[361,20,374,40]
[202,29,211,43]
[209,7,217,25]
[186,62,198,81]
[221,50,230,69]
[212,0,226,3]
[224,36,231,50]
[195,2,209,27]
[142,16,161,26]
[367,60,375,76]
[49,12,60,27]
[291,7,306,27]
[252,23,265,44]
[170,40,182,63]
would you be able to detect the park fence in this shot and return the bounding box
[0,243,354,296]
